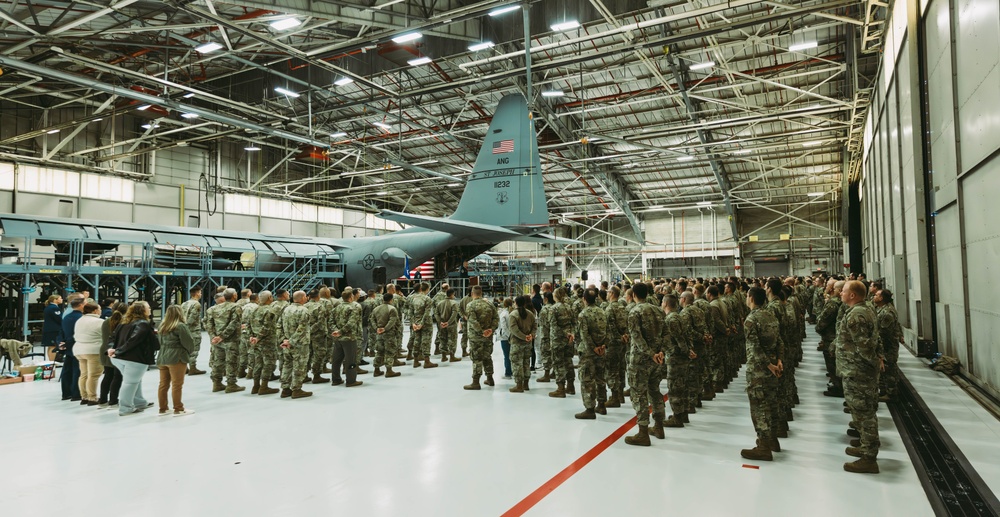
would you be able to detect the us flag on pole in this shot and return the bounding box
[492,139,514,154]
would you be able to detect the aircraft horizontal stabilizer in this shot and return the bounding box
[378,210,521,241]
[509,233,583,246]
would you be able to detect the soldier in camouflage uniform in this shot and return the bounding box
[330,287,364,388]
[319,286,340,369]
[536,292,554,382]
[409,282,437,368]
[839,280,882,474]
[663,294,694,428]
[204,289,245,393]
[875,289,903,401]
[574,288,609,419]
[706,285,730,395]
[462,285,498,390]
[239,294,259,383]
[304,290,329,384]
[604,287,628,407]
[371,292,402,378]
[547,288,578,398]
[234,289,253,377]
[403,286,419,360]
[692,285,716,401]
[458,291,473,357]
[181,287,206,375]
[680,292,710,414]
[507,295,536,393]
[817,280,844,396]
[740,287,782,461]
[247,291,279,396]
[270,289,290,380]
[278,291,312,399]
[623,283,665,446]
[431,283,449,356]
[433,287,461,363]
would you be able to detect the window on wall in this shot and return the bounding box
[318,206,344,225]
[80,173,134,202]
[290,203,317,222]
[224,193,259,215]
[0,163,14,190]
[259,198,292,219]
[16,166,80,196]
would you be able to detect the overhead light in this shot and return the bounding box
[648,205,663,209]
[677,156,695,162]
[330,132,347,138]
[414,159,438,165]
[807,192,825,197]
[789,41,818,52]
[468,41,495,52]
[392,32,422,44]
[733,149,752,154]
[195,42,223,53]
[488,5,521,16]
[274,87,300,98]
[91,118,102,123]
[334,77,354,86]
[551,20,580,32]
[408,57,432,66]
[447,182,462,187]
[689,61,715,71]
[373,121,392,129]
[563,212,575,217]
[181,113,199,119]
[376,191,388,196]
[46,129,60,134]
[182,92,196,98]
[136,104,151,111]
[802,140,822,147]
[270,17,302,31]
[541,90,564,97]
[244,146,261,151]
[141,123,159,129]
[697,201,712,206]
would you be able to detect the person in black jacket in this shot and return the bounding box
[108,301,159,416]
[60,296,84,401]
[42,294,64,359]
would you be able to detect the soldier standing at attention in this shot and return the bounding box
[236,289,251,308]
[409,282,437,369]
[705,285,730,396]
[875,289,903,402]
[663,294,695,428]
[604,287,628,408]
[740,287,782,461]
[304,290,329,384]
[840,280,882,474]
[371,292,402,378]
[239,294,259,382]
[278,291,312,399]
[574,288,609,419]
[330,287,364,388]
[623,283,665,446]
[269,289,291,381]
[434,287,461,363]
[205,289,244,394]
[403,286,419,360]
[463,285,498,390]
[507,295,536,394]
[319,287,339,371]
[431,283,449,356]
[547,288,577,398]
[181,287,206,375]
[536,292,554,383]
[234,289,253,377]
[680,292,710,414]
[458,290,474,358]
[247,291,279,396]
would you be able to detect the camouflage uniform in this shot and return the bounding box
[627,302,665,426]
[305,299,329,376]
[204,301,241,385]
[577,305,609,410]
[271,299,289,374]
[371,303,401,369]
[816,296,841,384]
[431,290,448,354]
[764,299,791,423]
[838,303,881,459]
[465,297,498,378]
[537,304,552,373]
[409,292,434,361]
[744,307,780,442]
[663,310,691,417]
[692,298,715,395]
[458,294,473,355]
[278,303,311,391]
[548,300,577,385]
[331,300,363,384]
[239,301,259,375]
[681,302,709,412]
[508,308,537,386]
[434,297,459,359]
[877,303,903,398]
[605,301,629,400]
[403,291,419,356]
[181,298,203,369]
[248,303,278,381]
[708,298,730,391]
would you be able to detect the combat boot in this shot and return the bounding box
[290,388,313,399]
[346,381,363,387]
[844,457,879,474]
[374,367,384,377]
[847,428,861,438]
[423,358,438,369]
[523,379,529,391]
[596,401,607,415]
[680,412,690,423]
[413,356,422,368]
[509,381,524,393]
[212,380,226,393]
[845,446,863,458]
[740,441,773,461]
[565,381,576,395]
[624,425,651,446]
[187,365,206,376]
[269,373,280,382]
[464,376,481,390]
[624,388,631,398]
[238,367,248,379]
[280,388,292,398]
[768,435,781,453]
[663,415,684,428]
[312,374,329,384]
[441,354,450,364]
[701,389,715,401]
[537,370,552,383]
[450,353,462,362]
[251,377,260,395]
[225,382,246,394]
[385,367,401,378]
[462,349,469,357]
[650,415,666,439]
[823,387,844,397]
[850,439,861,447]
[548,382,566,398]
[605,395,621,408]
[575,408,597,420]
[406,351,414,360]
[258,380,279,396]
[393,359,406,367]
[484,374,495,386]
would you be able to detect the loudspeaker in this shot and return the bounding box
[581,270,588,281]
[373,267,387,285]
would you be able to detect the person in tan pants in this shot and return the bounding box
[157,305,196,416]
[73,302,106,406]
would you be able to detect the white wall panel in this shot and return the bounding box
[925,0,956,207]
[133,204,180,226]
[955,0,1000,172]
[932,206,967,364]
[79,199,131,222]
[898,42,916,174]
[963,156,1000,389]
[291,220,315,237]
[317,224,344,239]
[222,214,258,233]
[134,183,180,207]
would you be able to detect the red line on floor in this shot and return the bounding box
[501,395,669,517]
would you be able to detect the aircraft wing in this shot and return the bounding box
[509,233,584,246]
[378,210,522,240]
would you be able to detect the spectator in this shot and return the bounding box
[100,298,116,319]
[59,296,85,401]
[42,294,64,361]
[498,297,513,379]
[98,302,127,409]
[74,302,105,406]
[156,305,196,417]
[108,301,159,416]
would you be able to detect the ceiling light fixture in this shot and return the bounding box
[330,132,347,138]
[551,20,580,32]
[136,104,151,111]
[802,140,822,147]
[447,183,462,187]
[407,57,432,66]
[807,192,825,197]
[91,118,102,123]
[334,77,354,86]
[788,41,818,52]
[376,191,389,196]
[697,201,712,206]
[141,123,159,129]
[677,156,695,162]
[274,87,300,98]
[414,159,439,165]
[392,32,422,43]
[244,146,261,151]
[181,113,199,119]
[270,17,302,31]
[195,42,223,53]
[689,61,715,70]
[373,122,392,129]
[488,5,521,16]
[468,41,495,52]
[182,92,196,99]
[733,149,752,154]
[541,90,564,97]
[46,129,60,134]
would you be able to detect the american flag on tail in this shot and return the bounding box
[492,139,514,154]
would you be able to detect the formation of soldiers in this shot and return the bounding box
[178,272,902,474]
